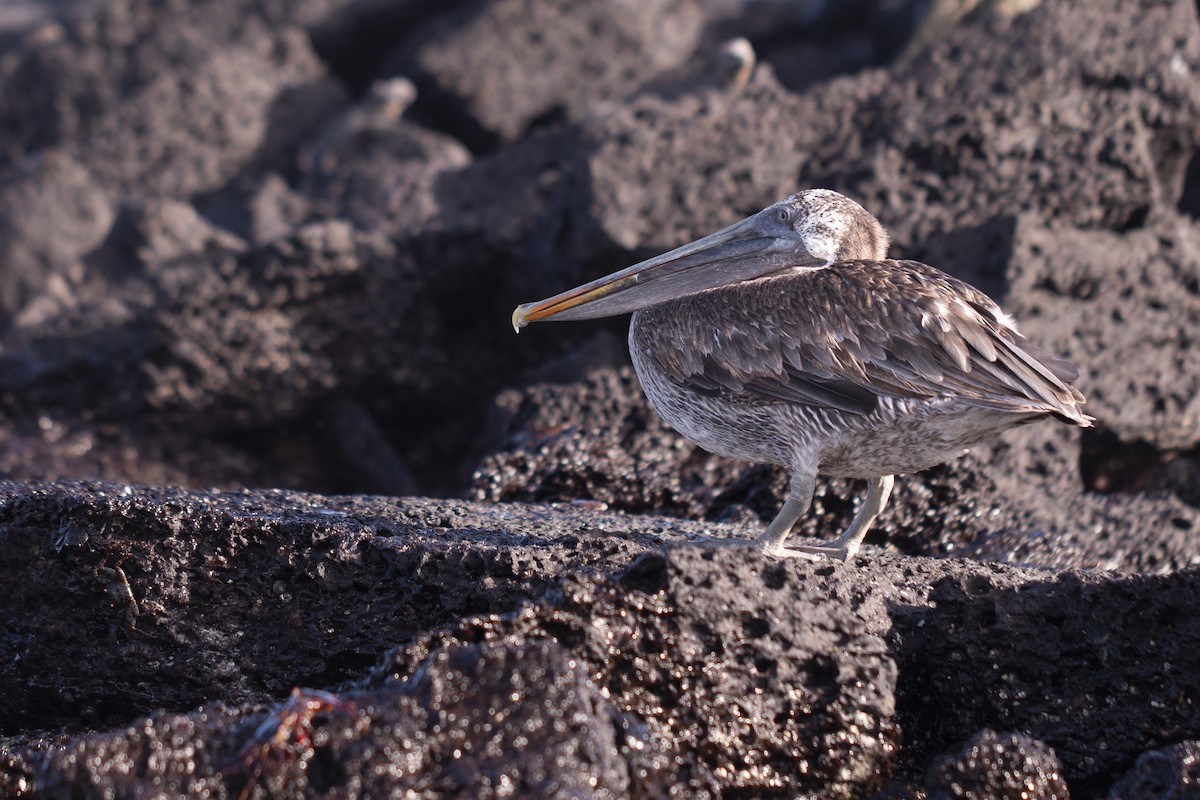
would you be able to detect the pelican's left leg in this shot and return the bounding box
[789,475,894,561]
[688,471,817,555]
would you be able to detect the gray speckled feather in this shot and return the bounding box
[632,259,1089,425]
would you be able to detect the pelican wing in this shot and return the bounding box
[633,259,1091,425]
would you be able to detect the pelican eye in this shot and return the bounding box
[777,206,793,225]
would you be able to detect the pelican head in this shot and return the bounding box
[512,189,888,332]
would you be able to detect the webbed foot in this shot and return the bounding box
[769,541,855,561]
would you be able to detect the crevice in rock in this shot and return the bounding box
[1115,203,1151,232]
[1177,148,1200,219]
[304,2,491,157]
[306,2,471,97]
[1080,424,1200,508]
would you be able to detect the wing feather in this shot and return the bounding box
[631,259,1091,425]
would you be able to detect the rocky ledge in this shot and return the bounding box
[1,481,1198,798]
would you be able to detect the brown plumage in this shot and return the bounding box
[634,260,1087,423]
[513,189,1091,560]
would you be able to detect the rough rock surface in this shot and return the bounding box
[1006,216,1200,450]
[1109,741,1200,800]
[402,0,705,149]
[0,481,671,735]
[19,641,651,800]
[2,482,1199,797]
[2,0,1200,796]
[927,729,1070,800]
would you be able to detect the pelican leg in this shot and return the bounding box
[687,472,817,554]
[753,472,816,555]
[790,475,894,561]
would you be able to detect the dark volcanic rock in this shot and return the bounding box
[0,480,685,735]
[928,729,1070,800]
[369,547,901,798]
[66,27,338,201]
[891,567,1200,791]
[1109,741,1200,800]
[845,0,1200,247]
[361,640,645,799]
[474,361,729,519]
[3,481,1199,797]
[1005,216,1200,451]
[0,0,368,168]
[21,642,648,800]
[0,152,115,317]
[547,0,1200,272]
[1,221,419,426]
[948,486,1200,574]
[405,0,705,149]
[300,79,472,235]
[0,216,481,493]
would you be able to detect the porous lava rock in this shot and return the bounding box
[402,0,705,149]
[19,642,658,800]
[0,480,687,735]
[1109,741,1200,800]
[927,729,1070,800]
[1005,216,1200,451]
[3,481,1199,797]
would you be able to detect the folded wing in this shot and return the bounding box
[633,259,1092,426]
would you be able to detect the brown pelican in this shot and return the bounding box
[512,190,1091,560]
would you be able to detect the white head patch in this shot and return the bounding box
[790,189,858,265]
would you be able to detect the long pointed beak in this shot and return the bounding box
[512,213,790,332]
